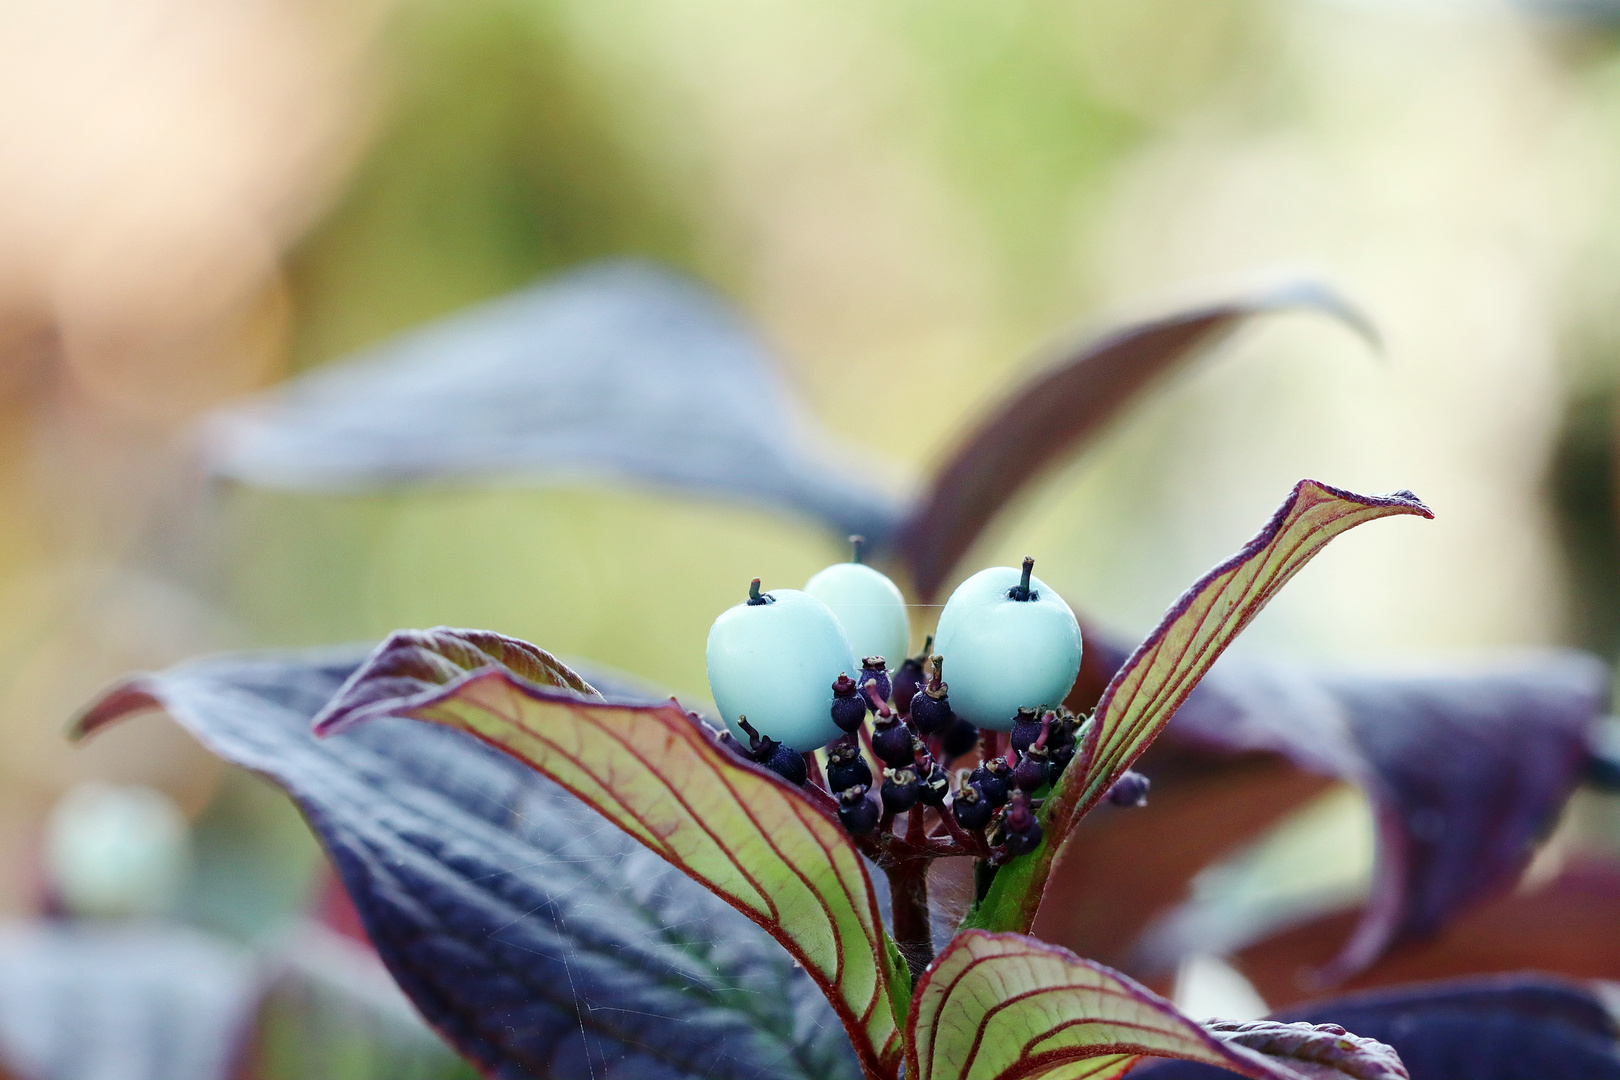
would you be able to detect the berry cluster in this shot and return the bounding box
[706,541,1145,870]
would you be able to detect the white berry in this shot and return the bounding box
[932,561,1082,732]
[804,561,910,667]
[706,586,858,750]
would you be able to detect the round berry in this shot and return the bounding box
[891,652,926,718]
[838,786,880,835]
[762,742,808,786]
[1106,770,1151,808]
[1001,815,1043,857]
[858,658,893,710]
[932,559,1082,732]
[1009,708,1044,754]
[872,718,917,769]
[951,785,993,830]
[881,768,922,813]
[826,741,872,793]
[917,765,950,806]
[971,759,1012,807]
[939,718,979,761]
[830,674,867,733]
[910,684,954,735]
[1011,746,1050,792]
[707,582,858,750]
[804,555,910,670]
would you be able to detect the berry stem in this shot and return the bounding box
[803,750,826,792]
[849,534,865,564]
[747,578,769,605]
[1010,556,1035,601]
[883,860,933,979]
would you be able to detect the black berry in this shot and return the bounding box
[881,768,922,812]
[872,718,917,769]
[891,652,926,719]
[830,673,867,733]
[838,786,880,834]
[971,759,1012,807]
[826,740,872,792]
[910,684,954,735]
[951,784,993,830]
[859,657,892,709]
[1011,745,1050,792]
[1009,708,1043,754]
[939,718,979,760]
[1000,793,1043,857]
[1106,770,1151,808]
[917,764,950,805]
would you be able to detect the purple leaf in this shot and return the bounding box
[1131,974,1620,1079]
[895,282,1376,600]
[1137,648,1607,982]
[313,630,906,1078]
[198,259,901,542]
[965,481,1432,935]
[72,647,863,1080]
[904,931,1405,1080]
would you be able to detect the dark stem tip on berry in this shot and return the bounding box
[747,578,771,605]
[849,534,865,563]
[1009,556,1037,601]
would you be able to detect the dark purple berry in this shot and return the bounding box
[891,655,925,719]
[909,684,954,735]
[826,741,872,792]
[881,768,921,813]
[1001,816,1043,857]
[830,673,866,733]
[838,786,880,834]
[763,743,808,786]
[859,658,892,710]
[918,764,949,806]
[1000,793,1043,857]
[939,718,978,760]
[971,759,1012,807]
[1049,742,1075,778]
[951,784,993,830]
[872,719,917,769]
[1011,745,1050,792]
[1106,770,1151,808]
[1009,708,1043,754]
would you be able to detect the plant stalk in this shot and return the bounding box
[885,860,933,979]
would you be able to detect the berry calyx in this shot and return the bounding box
[932,558,1083,732]
[881,768,922,812]
[971,759,1012,807]
[950,784,993,830]
[825,740,872,792]
[917,764,950,806]
[838,785,880,834]
[1106,770,1151,808]
[830,673,867,733]
[909,656,954,734]
[707,583,858,750]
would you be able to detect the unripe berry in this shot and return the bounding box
[838,786,880,834]
[858,658,893,710]
[1106,770,1151,808]
[971,759,1012,807]
[804,543,910,669]
[1000,794,1043,857]
[734,718,809,786]
[1011,745,1050,792]
[932,558,1082,731]
[872,718,918,769]
[939,718,979,761]
[881,768,922,813]
[891,645,928,719]
[1009,708,1044,754]
[830,674,867,733]
[917,764,950,806]
[826,741,872,793]
[707,581,857,750]
[951,784,993,830]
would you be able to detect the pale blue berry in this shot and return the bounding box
[706,581,857,750]
[804,539,910,668]
[932,558,1082,732]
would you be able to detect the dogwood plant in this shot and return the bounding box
[239,478,1426,1080]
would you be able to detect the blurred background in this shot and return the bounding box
[6,0,1620,1075]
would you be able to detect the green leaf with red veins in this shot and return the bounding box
[313,635,906,1080]
[964,480,1432,935]
[905,931,1407,1080]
